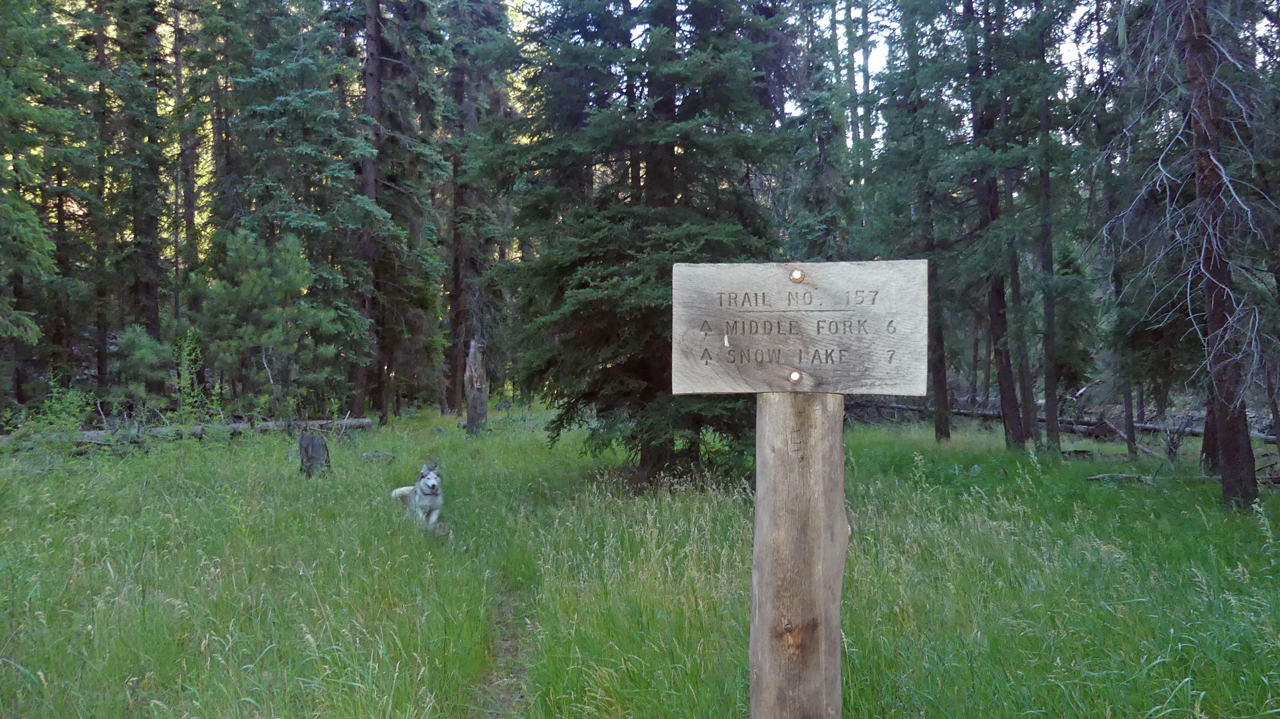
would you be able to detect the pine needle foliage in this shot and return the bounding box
[505,0,784,475]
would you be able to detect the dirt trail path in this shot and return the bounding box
[469,590,532,717]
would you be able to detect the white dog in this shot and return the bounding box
[391,461,444,532]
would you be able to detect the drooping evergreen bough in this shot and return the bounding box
[507,0,785,478]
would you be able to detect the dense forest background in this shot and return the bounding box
[2,0,1278,503]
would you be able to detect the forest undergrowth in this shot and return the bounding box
[1,409,1277,717]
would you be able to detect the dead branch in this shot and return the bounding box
[1085,473,1155,484]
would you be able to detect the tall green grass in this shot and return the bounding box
[0,411,600,718]
[2,414,1277,717]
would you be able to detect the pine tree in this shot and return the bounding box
[0,0,76,409]
[0,0,68,340]
[1107,0,1273,506]
[875,0,966,441]
[509,0,780,477]
[439,0,515,414]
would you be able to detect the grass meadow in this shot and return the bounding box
[2,408,1279,717]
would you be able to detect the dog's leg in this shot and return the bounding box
[424,507,440,531]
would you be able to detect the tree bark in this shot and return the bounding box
[174,3,201,333]
[645,0,679,207]
[1121,383,1137,457]
[989,277,1025,449]
[135,0,164,350]
[1201,398,1219,473]
[1184,0,1255,508]
[11,273,28,404]
[443,20,492,415]
[1267,366,1280,449]
[51,173,72,374]
[350,0,384,417]
[843,0,861,175]
[751,392,847,719]
[928,260,950,441]
[464,339,487,436]
[1009,249,1038,445]
[965,0,1021,449]
[1035,0,1060,452]
[445,87,479,416]
[968,333,979,407]
[93,0,110,388]
[981,329,992,409]
[905,6,949,443]
[1271,263,1280,448]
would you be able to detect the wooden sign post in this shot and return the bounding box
[672,261,927,718]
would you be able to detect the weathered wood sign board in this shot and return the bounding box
[672,260,928,395]
[673,259,928,718]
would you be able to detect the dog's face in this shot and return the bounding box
[415,463,441,497]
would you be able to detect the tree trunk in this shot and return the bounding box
[632,437,675,487]
[1009,248,1038,445]
[52,173,73,374]
[968,333,979,407]
[843,0,861,179]
[1201,397,1219,473]
[981,330,992,409]
[444,51,486,415]
[94,0,110,388]
[1036,0,1060,452]
[1184,0,1255,508]
[464,339,487,436]
[350,0,384,418]
[645,0,679,207]
[1267,366,1280,449]
[174,4,201,335]
[966,0,1019,448]
[1121,383,1137,457]
[989,276,1025,449]
[929,260,950,442]
[11,273,28,404]
[1154,382,1169,422]
[137,1,164,349]
[905,6,948,443]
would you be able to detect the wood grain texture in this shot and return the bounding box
[750,393,848,719]
[672,261,927,395]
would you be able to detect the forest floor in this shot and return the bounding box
[2,407,1279,717]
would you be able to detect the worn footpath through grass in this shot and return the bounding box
[2,412,1279,717]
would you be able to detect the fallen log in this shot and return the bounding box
[1101,420,1164,459]
[1085,473,1154,485]
[0,417,374,448]
[869,403,1276,443]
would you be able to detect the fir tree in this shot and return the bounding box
[509,0,780,477]
[0,0,68,345]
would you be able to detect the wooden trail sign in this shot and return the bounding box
[672,260,927,718]
[672,261,927,395]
